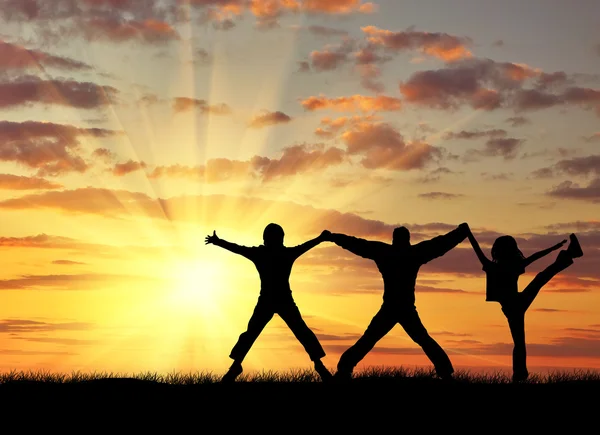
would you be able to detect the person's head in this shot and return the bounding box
[263,223,284,247]
[491,235,525,263]
[392,226,410,248]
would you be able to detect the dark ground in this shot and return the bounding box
[0,376,597,430]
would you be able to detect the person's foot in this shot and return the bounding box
[567,233,583,258]
[221,361,243,383]
[313,360,333,382]
[512,370,529,383]
[333,368,352,383]
[437,372,455,382]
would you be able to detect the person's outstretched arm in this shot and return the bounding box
[205,230,254,260]
[465,225,492,268]
[523,239,567,268]
[413,223,469,265]
[289,230,331,259]
[328,232,382,260]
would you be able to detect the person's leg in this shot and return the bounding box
[501,303,527,382]
[277,300,331,381]
[398,306,454,380]
[222,298,274,382]
[521,249,575,311]
[336,304,398,379]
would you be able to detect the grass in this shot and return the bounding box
[1,365,599,384]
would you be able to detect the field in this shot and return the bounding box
[1,366,597,429]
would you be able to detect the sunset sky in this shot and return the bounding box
[0,0,599,376]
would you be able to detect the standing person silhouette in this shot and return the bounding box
[464,226,583,382]
[325,223,469,381]
[205,224,332,383]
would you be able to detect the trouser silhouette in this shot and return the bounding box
[337,303,454,378]
[501,250,574,380]
[229,296,326,362]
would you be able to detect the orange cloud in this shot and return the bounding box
[249,110,292,128]
[361,26,472,62]
[0,174,63,190]
[172,97,232,114]
[83,17,180,43]
[314,114,381,138]
[112,160,148,176]
[300,94,402,112]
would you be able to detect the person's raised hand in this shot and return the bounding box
[205,230,219,245]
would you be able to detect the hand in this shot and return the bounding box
[320,230,332,241]
[555,239,567,249]
[205,230,219,245]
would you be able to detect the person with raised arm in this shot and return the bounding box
[324,223,470,382]
[464,225,583,382]
[205,223,333,383]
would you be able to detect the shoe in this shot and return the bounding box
[221,362,243,383]
[314,361,333,382]
[567,234,583,258]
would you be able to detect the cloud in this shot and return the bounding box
[465,137,524,160]
[145,143,346,183]
[327,336,600,358]
[172,97,232,114]
[481,172,512,181]
[341,122,443,170]
[544,221,600,232]
[547,178,600,203]
[0,120,123,177]
[300,94,402,112]
[112,160,148,176]
[418,192,464,200]
[52,259,86,265]
[531,308,569,313]
[443,129,507,140]
[582,133,600,143]
[0,174,63,190]
[305,25,349,37]
[0,233,97,249]
[533,155,600,179]
[361,26,473,62]
[0,0,180,44]
[0,318,92,333]
[314,114,381,138]
[248,110,292,128]
[399,57,600,116]
[81,17,180,44]
[506,116,530,127]
[0,272,165,291]
[415,285,472,294]
[0,120,122,177]
[0,40,92,71]
[0,75,118,110]
[416,167,456,183]
[188,0,376,28]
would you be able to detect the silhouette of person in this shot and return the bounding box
[325,223,469,381]
[464,225,583,382]
[205,224,333,383]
